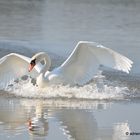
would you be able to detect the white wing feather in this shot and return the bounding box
[57,41,133,85]
[0,53,39,89]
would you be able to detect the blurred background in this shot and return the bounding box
[0,0,139,72]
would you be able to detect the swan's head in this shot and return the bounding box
[29,58,36,72]
[28,52,51,72]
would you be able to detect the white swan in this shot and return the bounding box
[0,41,133,88]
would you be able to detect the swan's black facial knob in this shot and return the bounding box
[29,59,36,72]
[30,59,36,65]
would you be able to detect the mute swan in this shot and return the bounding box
[0,41,133,88]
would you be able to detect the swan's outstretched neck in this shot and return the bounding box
[32,52,51,88]
[40,52,51,75]
[31,52,51,75]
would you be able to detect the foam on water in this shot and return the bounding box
[4,77,133,100]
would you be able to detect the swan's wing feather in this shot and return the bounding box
[0,53,39,89]
[58,41,133,85]
[92,43,133,73]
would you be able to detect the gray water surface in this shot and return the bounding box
[0,0,140,140]
[0,97,140,140]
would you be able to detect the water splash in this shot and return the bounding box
[4,76,132,100]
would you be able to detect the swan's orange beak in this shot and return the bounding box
[29,59,36,72]
[28,64,35,72]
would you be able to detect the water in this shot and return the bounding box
[0,97,140,140]
[0,0,140,139]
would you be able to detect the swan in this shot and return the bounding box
[0,41,133,88]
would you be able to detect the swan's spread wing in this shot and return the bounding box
[58,41,133,85]
[0,53,39,89]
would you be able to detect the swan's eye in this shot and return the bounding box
[30,59,36,65]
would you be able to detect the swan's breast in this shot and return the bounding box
[36,73,49,88]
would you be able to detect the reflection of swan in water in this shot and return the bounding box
[27,104,130,140]
[0,97,131,140]
[0,97,49,138]
[56,110,130,140]
[28,101,49,138]
[0,41,133,88]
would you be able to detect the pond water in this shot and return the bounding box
[0,0,140,140]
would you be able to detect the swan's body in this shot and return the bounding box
[0,41,133,88]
